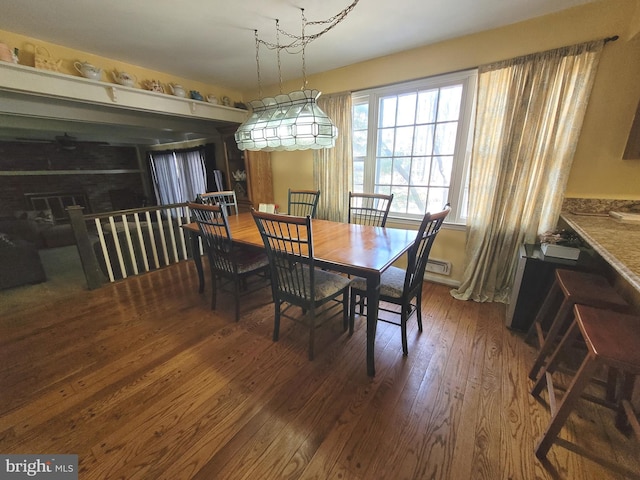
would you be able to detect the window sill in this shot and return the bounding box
[387,216,466,232]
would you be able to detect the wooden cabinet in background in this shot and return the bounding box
[220,128,274,211]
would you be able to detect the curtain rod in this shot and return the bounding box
[348,35,621,97]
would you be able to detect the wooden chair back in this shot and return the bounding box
[199,190,239,216]
[252,209,352,359]
[404,204,451,299]
[348,192,394,227]
[188,203,235,275]
[287,189,320,218]
[252,211,314,306]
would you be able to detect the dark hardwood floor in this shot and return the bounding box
[1,260,638,479]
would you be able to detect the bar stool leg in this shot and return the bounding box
[531,320,581,397]
[528,297,574,381]
[525,281,560,345]
[615,372,636,433]
[535,352,600,459]
[605,367,619,404]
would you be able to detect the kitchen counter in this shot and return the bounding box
[560,212,640,294]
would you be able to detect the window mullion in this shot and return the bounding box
[364,94,379,192]
[447,75,477,223]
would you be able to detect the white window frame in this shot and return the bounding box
[352,69,477,226]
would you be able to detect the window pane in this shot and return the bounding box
[391,157,411,186]
[433,122,458,155]
[392,158,411,185]
[427,187,449,213]
[410,157,430,186]
[397,93,417,126]
[438,85,462,121]
[353,103,368,130]
[390,186,408,213]
[376,157,393,184]
[413,125,434,156]
[353,130,368,157]
[353,158,365,187]
[379,96,397,128]
[417,89,438,124]
[430,156,453,186]
[408,186,428,214]
[377,128,394,156]
[375,185,391,196]
[394,126,414,156]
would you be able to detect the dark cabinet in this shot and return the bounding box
[506,244,595,332]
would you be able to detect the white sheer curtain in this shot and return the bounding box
[150,148,207,206]
[452,40,604,303]
[313,92,353,222]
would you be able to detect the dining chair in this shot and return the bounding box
[348,192,394,227]
[252,210,352,360]
[349,204,451,355]
[287,189,320,218]
[199,190,239,216]
[188,202,270,321]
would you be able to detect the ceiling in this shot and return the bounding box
[0,0,597,146]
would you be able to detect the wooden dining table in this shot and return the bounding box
[183,212,417,377]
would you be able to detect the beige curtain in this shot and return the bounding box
[452,40,604,303]
[313,92,353,221]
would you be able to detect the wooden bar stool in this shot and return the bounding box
[531,304,640,459]
[526,268,628,382]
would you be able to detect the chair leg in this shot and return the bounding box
[401,307,409,356]
[357,292,365,315]
[210,271,217,310]
[308,309,315,361]
[273,301,281,342]
[349,289,357,336]
[234,278,242,322]
[528,299,573,381]
[616,372,637,433]
[535,353,600,459]
[531,320,581,397]
[416,291,423,332]
[525,281,560,345]
[342,291,349,332]
[606,367,619,404]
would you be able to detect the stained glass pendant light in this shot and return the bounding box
[235,1,359,152]
[235,89,337,151]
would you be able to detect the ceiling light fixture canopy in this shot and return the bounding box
[235,0,359,152]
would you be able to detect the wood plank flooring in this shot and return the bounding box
[1,260,639,479]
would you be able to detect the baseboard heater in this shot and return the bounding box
[425,258,451,276]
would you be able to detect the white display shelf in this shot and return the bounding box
[0,61,248,124]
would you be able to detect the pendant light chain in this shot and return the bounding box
[235,1,357,151]
[255,0,359,53]
[301,9,307,90]
[276,19,283,94]
[254,29,262,98]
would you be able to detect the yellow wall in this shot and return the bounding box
[2,0,639,286]
[245,0,640,285]
[0,30,244,104]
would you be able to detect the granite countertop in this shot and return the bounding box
[560,211,640,292]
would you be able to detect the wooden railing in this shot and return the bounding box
[67,203,202,289]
